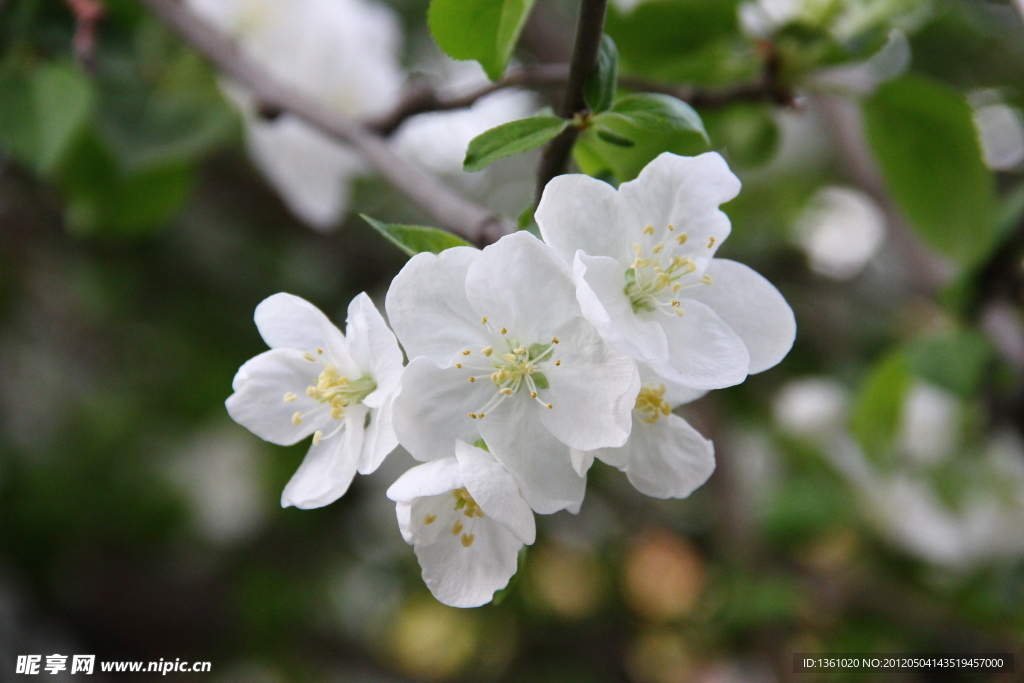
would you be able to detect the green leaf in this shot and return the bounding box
[600,93,708,141]
[463,116,568,172]
[584,34,619,114]
[906,329,991,398]
[850,352,912,464]
[863,76,996,268]
[574,111,708,182]
[361,214,473,256]
[428,0,537,81]
[595,126,634,147]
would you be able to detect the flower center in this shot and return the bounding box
[623,224,714,315]
[306,365,377,419]
[635,383,672,424]
[422,487,484,548]
[456,324,563,419]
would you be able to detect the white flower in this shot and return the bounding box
[226,292,403,508]
[795,186,886,280]
[185,0,404,229]
[773,376,850,439]
[387,440,536,608]
[972,95,1024,172]
[385,232,640,514]
[574,367,714,499]
[536,152,796,390]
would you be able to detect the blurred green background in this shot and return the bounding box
[2,0,1024,681]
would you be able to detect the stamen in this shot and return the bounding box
[677,233,688,245]
[643,224,655,235]
[291,411,303,425]
[455,363,462,368]
[462,350,471,355]
[652,242,664,254]
[469,377,476,382]
[500,327,507,334]
[482,347,493,356]
[551,337,559,344]
[302,352,316,362]
[503,353,517,362]
[461,534,475,547]
[555,360,561,366]
[530,391,537,398]
[546,403,553,409]
[481,316,488,324]
[283,392,297,402]
[708,236,716,248]
[451,520,463,535]
[312,430,322,446]
[701,275,714,285]
[424,514,436,524]
[317,348,323,354]
[500,388,513,395]
[668,224,674,231]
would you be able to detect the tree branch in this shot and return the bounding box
[535,0,609,202]
[139,0,514,246]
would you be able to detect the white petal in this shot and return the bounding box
[570,448,595,476]
[391,357,493,461]
[254,293,357,373]
[385,247,489,365]
[573,252,669,363]
[536,173,639,266]
[280,404,367,508]
[682,259,795,374]
[412,506,523,608]
[539,317,639,451]
[618,152,740,268]
[244,113,363,230]
[386,457,463,503]
[638,362,707,406]
[652,299,750,390]
[345,292,404,401]
[357,397,398,474]
[465,232,581,343]
[478,397,587,514]
[456,441,536,545]
[225,349,330,445]
[596,413,715,499]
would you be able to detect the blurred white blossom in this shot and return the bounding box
[773,376,850,439]
[971,94,1024,172]
[795,186,886,280]
[185,0,404,229]
[897,382,959,465]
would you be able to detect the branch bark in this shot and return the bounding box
[139,0,514,245]
[535,0,609,202]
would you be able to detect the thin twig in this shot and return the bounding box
[139,0,513,245]
[535,0,609,202]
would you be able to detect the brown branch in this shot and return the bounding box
[535,0,609,202]
[138,0,513,246]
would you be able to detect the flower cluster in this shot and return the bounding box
[226,153,796,607]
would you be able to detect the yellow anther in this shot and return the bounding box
[672,282,682,292]
[677,233,688,245]
[668,224,675,231]
[302,352,316,362]
[652,242,664,254]
[455,363,462,368]
[283,392,297,402]
[481,316,488,324]
[513,346,526,355]
[530,391,537,398]
[331,406,344,419]
[453,487,483,518]
[555,360,561,366]
[291,411,303,425]
[451,520,464,535]
[633,243,643,256]
[546,403,554,409]
[317,348,323,354]
[708,236,716,248]
[461,534,475,547]
[469,413,478,419]
[478,413,485,418]
[701,274,714,285]
[469,377,476,383]
[635,384,672,424]
[503,353,517,362]
[312,430,322,446]
[672,300,681,307]
[551,337,559,344]
[462,350,471,355]
[424,514,436,525]
[482,347,493,356]
[500,327,507,334]
[500,388,514,395]
[643,224,655,235]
